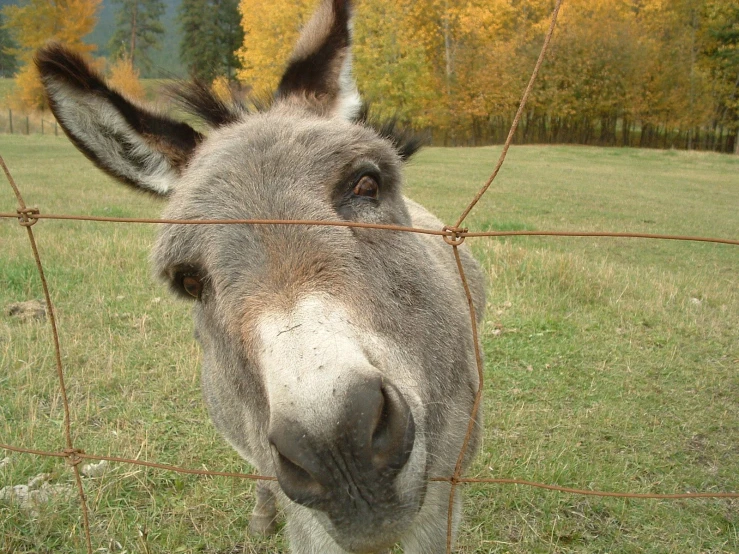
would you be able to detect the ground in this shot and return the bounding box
[1,135,737,553]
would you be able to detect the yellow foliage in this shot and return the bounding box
[3,0,100,109]
[107,55,145,101]
[237,0,315,96]
[11,65,46,111]
[236,0,522,130]
[211,75,232,103]
[235,0,739,146]
[353,0,435,126]
[3,0,100,58]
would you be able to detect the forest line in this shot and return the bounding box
[2,0,738,152]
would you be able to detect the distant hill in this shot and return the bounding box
[1,0,186,78]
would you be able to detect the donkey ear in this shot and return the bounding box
[276,0,361,120]
[35,43,203,196]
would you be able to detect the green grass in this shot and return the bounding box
[1,135,738,553]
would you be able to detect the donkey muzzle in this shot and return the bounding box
[268,377,416,512]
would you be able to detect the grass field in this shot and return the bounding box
[1,134,737,553]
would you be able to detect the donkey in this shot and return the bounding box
[35,0,485,552]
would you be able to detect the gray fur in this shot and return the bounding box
[36,1,486,552]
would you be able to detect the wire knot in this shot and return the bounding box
[442,226,467,247]
[17,207,40,227]
[63,448,85,467]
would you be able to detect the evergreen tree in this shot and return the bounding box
[179,0,244,82]
[0,14,18,77]
[217,0,244,80]
[109,0,165,73]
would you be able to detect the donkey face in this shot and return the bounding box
[37,1,486,552]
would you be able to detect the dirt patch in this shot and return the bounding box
[6,299,46,322]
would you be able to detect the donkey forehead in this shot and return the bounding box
[152,107,409,301]
[171,108,401,212]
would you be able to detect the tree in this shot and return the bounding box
[180,0,218,81]
[702,0,739,152]
[108,53,146,99]
[180,0,244,82]
[233,0,739,150]
[217,0,244,80]
[236,0,314,94]
[352,0,435,126]
[2,0,100,108]
[109,0,165,73]
[0,14,18,77]
[530,0,654,144]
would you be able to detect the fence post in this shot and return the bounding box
[8,109,12,134]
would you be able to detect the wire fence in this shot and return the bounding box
[0,109,60,136]
[2,1,739,552]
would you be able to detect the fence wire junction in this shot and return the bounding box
[2,1,739,553]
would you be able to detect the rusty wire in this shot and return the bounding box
[1,156,94,554]
[1,212,738,246]
[3,152,739,554]
[445,6,563,548]
[444,244,486,553]
[4,164,739,551]
[3,442,738,500]
[3,0,739,550]
[454,0,563,229]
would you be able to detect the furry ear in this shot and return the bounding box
[35,43,203,196]
[276,0,361,120]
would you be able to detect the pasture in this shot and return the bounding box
[1,134,737,553]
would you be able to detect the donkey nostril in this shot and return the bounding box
[371,385,415,472]
[371,387,391,452]
[268,380,415,509]
[270,442,326,506]
[274,447,314,486]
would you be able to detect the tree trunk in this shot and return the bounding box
[442,0,453,146]
[130,2,138,67]
[687,8,697,150]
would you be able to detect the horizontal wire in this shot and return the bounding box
[3,443,737,500]
[1,212,736,246]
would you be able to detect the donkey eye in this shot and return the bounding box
[353,175,379,199]
[181,275,203,299]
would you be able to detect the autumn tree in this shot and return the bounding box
[236,0,313,94]
[352,0,435,126]
[2,0,100,108]
[700,0,739,152]
[179,0,244,82]
[529,0,651,144]
[107,53,146,99]
[109,0,165,73]
[234,0,739,151]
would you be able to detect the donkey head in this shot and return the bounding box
[37,0,484,551]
